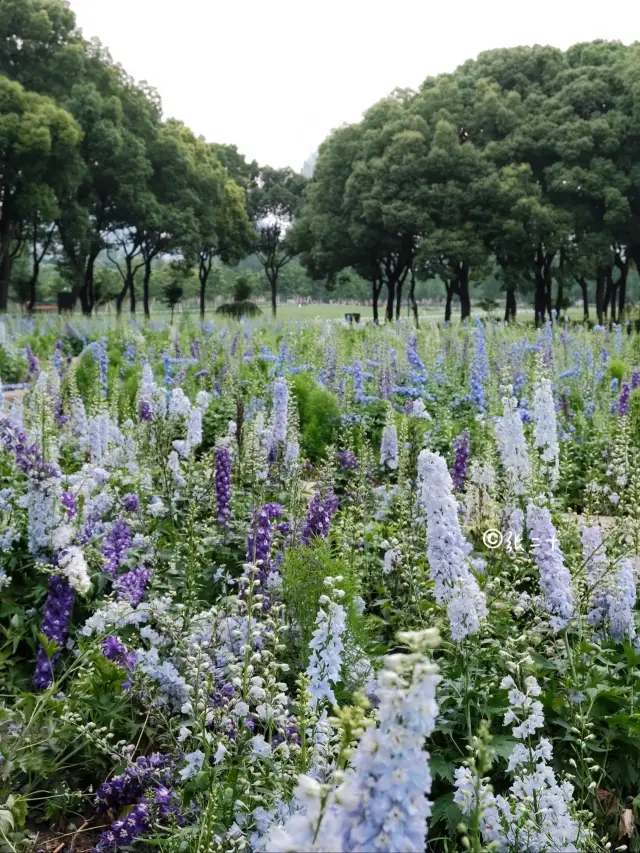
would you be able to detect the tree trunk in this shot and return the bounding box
[27,260,39,313]
[385,279,396,323]
[143,261,152,318]
[116,276,129,315]
[555,279,564,316]
[615,255,629,319]
[371,278,380,325]
[603,267,617,324]
[595,270,606,326]
[199,258,211,319]
[408,267,420,329]
[458,263,471,320]
[395,269,408,321]
[80,251,98,316]
[129,272,136,314]
[444,282,454,323]
[0,217,12,312]
[270,273,277,318]
[504,287,517,322]
[577,276,589,321]
[534,271,546,325]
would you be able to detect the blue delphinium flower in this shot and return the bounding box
[526,503,575,631]
[417,451,487,640]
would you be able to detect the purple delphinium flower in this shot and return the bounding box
[122,493,140,513]
[215,446,232,525]
[103,520,133,577]
[451,431,470,491]
[0,416,59,481]
[139,399,153,422]
[25,344,40,379]
[95,799,151,852]
[246,503,283,578]
[116,566,152,606]
[336,449,359,471]
[33,576,75,690]
[301,493,339,544]
[95,753,175,812]
[632,371,640,391]
[61,491,78,518]
[619,383,631,416]
[101,636,137,671]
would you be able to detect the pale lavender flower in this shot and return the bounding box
[527,504,575,631]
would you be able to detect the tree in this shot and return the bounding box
[162,280,183,324]
[0,75,81,310]
[191,141,254,317]
[247,166,307,317]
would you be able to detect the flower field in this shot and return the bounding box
[1,314,640,853]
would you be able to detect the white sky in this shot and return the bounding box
[70,0,637,172]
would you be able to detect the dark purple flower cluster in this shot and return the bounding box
[139,399,153,422]
[451,430,470,491]
[101,635,137,689]
[95,799,151,852]
[214,446,232,525]
[103,520,133,577]
[95,753,174,811]
[246,503,283,577]
[0,416,59,481]
[211,674,235,708]
[25,344,40,379]
[632,371,640,391]
[116,566,152,606]
[101,636,137,671]
[301,493,339,544]
[122,493,140,513]
[61,491,78,518]
[33,576,75,690]
[336,449,359,471]
[619,383,631,416]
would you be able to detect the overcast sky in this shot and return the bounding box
[70,0,635,172]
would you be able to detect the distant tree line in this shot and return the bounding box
[2,5,640,325]
[293,41,640,325]
[0,0,308,317]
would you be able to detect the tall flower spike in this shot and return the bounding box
[272,379,289,444]
[532,376,559,488]
[215,445,232,525]
[305,578,346,707]
[417,450,487,641]
[495,388,531,496]
[526,503,575,631]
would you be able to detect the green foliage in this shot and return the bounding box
[608,358,627,383]
[215,300,261,319]
[280,539,357,656]
[291,373,340,461]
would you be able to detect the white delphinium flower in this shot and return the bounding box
[168,387,192,419]
[306,579,347,708]
[533,376,560,488]
[380,419,398,470]
[456,674,584,852]
[58,545,92,595]
[186,406,203,450]
[495,387,531,496]
[417,451,487,640]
